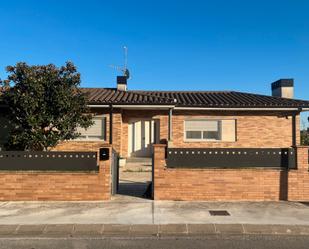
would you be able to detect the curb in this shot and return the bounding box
[0,224,309,237]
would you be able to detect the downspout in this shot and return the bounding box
[292,113,297,147]
[109,105,113,145]
[292,108,302,147]
[168,108,173,144]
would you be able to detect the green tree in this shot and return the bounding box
[301,130,309,146]
[301,118,309,146]
[0,62,93,151]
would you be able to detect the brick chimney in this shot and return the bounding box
[271,79,294,99]
[117,76,127,91]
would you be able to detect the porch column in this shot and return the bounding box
[168,108,173,142]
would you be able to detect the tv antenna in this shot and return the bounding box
[110,46,130,79]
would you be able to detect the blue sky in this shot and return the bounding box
[0,0,308,127]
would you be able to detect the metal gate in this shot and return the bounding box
[111,149,119,195]
[151,153,154,199]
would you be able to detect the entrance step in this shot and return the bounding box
[126,157,152,164]
[124,157,152,172]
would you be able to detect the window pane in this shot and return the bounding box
[186,131,202,139]
[203,131,220,140]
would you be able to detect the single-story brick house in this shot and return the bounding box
[1,77,309,156]
[1,77,309,201]
[52,77,309,159]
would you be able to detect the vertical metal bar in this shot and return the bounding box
[168,108,173,141]
[116,152,119,193]
[152,153,154,199]
[109,105,113,144]
[111,151,114,195]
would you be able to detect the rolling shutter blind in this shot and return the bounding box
[221,120,236,142]
[77,117,106,140]
[184,119,236,142]
[185,120,218,131]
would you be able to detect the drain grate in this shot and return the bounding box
[209,210,230,216]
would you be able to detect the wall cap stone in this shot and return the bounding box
[153,144,167,148]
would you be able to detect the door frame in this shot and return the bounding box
[128,118,159,158]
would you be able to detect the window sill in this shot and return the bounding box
[183,140,236,143]
[73,139,106,142]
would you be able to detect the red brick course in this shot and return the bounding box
[153,144,309,201]
[288,147,309,201]
[0,145,112,201]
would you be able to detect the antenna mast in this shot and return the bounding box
[110,46,130,79]
[124,46,128,72]
[123,46,130,79]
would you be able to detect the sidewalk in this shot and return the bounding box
[0,201,309,236]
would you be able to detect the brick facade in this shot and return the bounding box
[171,111,300,148]
[119,110,300,158]
[52,109,299,158]
[153,144,309,201]
[0,145,112,201]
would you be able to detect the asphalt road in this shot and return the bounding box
[0,235,309,249]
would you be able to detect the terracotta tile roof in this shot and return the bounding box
[82,88,309,109]
[2,86,309,108]
[81,88,176,105]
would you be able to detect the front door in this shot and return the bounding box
[128,119,158,157]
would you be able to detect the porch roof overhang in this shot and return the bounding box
[114,105,175,110]
[173,107,308,111]
[87,104,309,112]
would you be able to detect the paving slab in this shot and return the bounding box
[16,225,46,235]
[130,224,158,236]
[43,224,74,236]
[0,225,18,235]
[159,224,188,235]
[187,224,216,235]
[297,225,309,235]
[243,224,273,234]
[270,225,301,235]
[103,224,131,235]
[215,224,244,234]
[73,224,103,236]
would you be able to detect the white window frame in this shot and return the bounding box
[184,119,222,142]
[75,115,107,141]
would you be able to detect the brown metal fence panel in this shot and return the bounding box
[0,151,98,171]
[166,148,296,169]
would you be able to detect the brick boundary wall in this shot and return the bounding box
[288,146,309,201]
[153,144,309,201]
[0,145,112,201]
